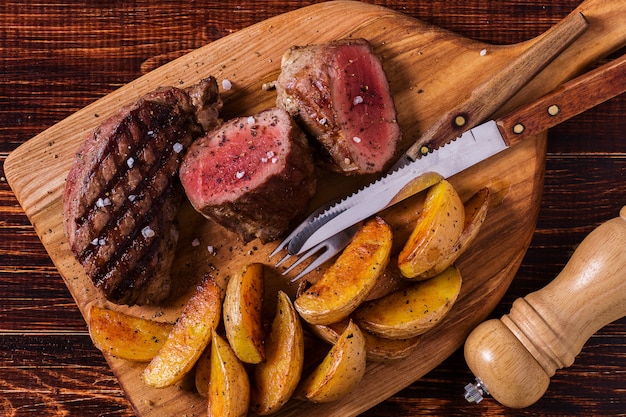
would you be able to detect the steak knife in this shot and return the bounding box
[289,54,626,255]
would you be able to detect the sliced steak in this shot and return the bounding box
[180,108,317,244]
[63,77,222,305]
[276,38,402,175]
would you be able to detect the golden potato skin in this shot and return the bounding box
[398,179,465,279]
[88,305,173,362]
[420,187,490,278]
[223,263,265,364]
[251,291,304,415]
[297,320,367,402]
[354,266,462,339]
[295,217,393,325]
[208,333,250,417]
[194,346,211,397]
[142,274,222,388]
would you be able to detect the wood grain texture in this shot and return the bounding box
[1,1,625,416]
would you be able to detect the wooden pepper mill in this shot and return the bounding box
[464,206,626,408]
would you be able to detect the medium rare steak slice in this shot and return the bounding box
[180,108,317,244]
[276,38,402,175]
[63,77,222,305]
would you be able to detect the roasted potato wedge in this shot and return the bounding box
[195,346,211,397]
[397,179,465,279]
[208,332,250,417]
[223,262,265,364]
[251,291,304,415]
[354,266,462,339]
[295,216,392,325]
[88,305,173,362]
[309,318,420,362]
[420,187,490,278]
[297,320,366,402]
[142,274,222,388]
[387,171,443,206]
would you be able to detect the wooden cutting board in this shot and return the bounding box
[4,1,625,416]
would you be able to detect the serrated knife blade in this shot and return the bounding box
[295,121,507,254]
[289,54,626,256]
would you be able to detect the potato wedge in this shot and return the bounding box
[208,332,250,417]
[195,346,211,397]
[309,318,420,362]
[297,320,366,402]
[420,187,490,278]
[251,291,304,415]
[354,266,462,339]
[397,179,465,279]
[223,263,265,364]
[387,171,443,206]
[142,274,222,388]
[88,305,173,362]
[295,216,392,325]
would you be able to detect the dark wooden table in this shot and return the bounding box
[1,1,624,416]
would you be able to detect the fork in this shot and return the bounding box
[270,198,360,281]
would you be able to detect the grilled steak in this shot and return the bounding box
[63,77,222,305]
[180,108,317,244]
[276,38,402,175]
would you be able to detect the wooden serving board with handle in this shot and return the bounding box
[4,1,625,416]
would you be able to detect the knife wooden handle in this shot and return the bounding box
[498,53,626,147]
[464,206,626,408]
[404,11,589,160]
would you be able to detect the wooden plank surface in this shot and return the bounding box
[1,1,625,416]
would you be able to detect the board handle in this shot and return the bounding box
[463,206,626,408]
[404,11,588,160]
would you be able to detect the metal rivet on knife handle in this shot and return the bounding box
[547,104,561,116]
[512,124,525,134]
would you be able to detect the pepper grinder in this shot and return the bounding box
[463,206,626,408]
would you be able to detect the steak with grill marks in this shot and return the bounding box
[276,38,402,175]
[63,77,222,305]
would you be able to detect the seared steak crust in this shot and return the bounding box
[276,38,401,175]
[180,108,317,244]
[63,77,222,305]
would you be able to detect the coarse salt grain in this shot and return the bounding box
[207,245,215,255]
[96,197,111,208]
[319,118,327,125]
[142,226,155,239]
[480,49,487,56]
[91,238,99,246]
[235,171,245,179]
[271,157,278,164]
[352,136,362,143]
[191,238,200,247]
[353,95,364,105]
[98,238,106,246]
[128,194,136,202]
[247,116,255,125]
[222,79,232,90]
[127,157,135,168]
[173,142,183,153]
[266,151,275,158]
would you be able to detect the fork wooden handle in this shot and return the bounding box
[464,206,626,408]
